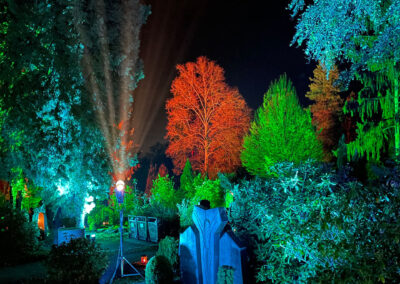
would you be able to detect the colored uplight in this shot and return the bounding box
[116,180,125,192]
[141,255,148,265]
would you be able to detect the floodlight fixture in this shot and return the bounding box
[116,180,125,191]
[115,180,125,204]
[110,179,143,282]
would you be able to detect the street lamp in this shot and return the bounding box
[110,180,143,283]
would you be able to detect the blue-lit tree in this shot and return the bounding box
[289,0,400,160]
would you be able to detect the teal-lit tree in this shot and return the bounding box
[241,75,323,177]
[0,1,149,226]
[289,0,400,160]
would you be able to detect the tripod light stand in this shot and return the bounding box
[110,180,144,283]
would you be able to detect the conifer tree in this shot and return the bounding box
[180,159,195,199]
[241,74,323,177]
[306,64,342,161]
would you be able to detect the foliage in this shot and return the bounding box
[145,255,174,284]
[344,72,397,161]
[217,266,235,284]
[0,0,112,226]
[10,167,25,208]
[166,56,251,178]
[177,199,193,228]
[289,0,400,159]
[180,159,195,199]
[191,174,225,208]
[157,164,168,178]
[156,236,179,272]
[229,160,400,283]
[89,185,145,227]
[289,0,400,76]
[177,174,227,228]
[306,64,343,161]
[241,75,323,178]
[46,238,108,283]
[0,0,149,225]
[145,163,157,197]
[0,200,40,266]
[151,175,180,209]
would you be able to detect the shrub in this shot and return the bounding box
[217,265,235,284]
[145,255,173,284]
[46,238,108,283]
[229,160,400,283]
[192,175,225,208]
[177,199,193,228]
[0,200,40,266]
[156,236,179,272]
[151,175,179,209]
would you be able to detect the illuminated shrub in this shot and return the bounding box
[145,255,173,284]
[46,238,107,283]
[151,175,179,209]
[191,174,225,208]
[229,160,400,283]
[217,265,235,284]
[156,236,179,272]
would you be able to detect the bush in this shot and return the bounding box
[145,255,173,284]
[217,265,235,284]
[177,199,194,228]
[156,236,179,272]
[0,200,40,266]
[46,238,108,283]
[151,175,180,209]
[192,175,225,208]
[229,160,400,283]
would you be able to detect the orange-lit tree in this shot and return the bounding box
[166,57,251,178]
[306,64,343,161]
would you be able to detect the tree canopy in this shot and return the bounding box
[166,56,251,179]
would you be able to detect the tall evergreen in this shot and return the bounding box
[241,75,323,177]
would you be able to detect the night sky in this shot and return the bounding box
[133,0,316,153]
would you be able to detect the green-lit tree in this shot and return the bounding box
[241,75,323,177]
[289,0,400,160]
[180,159,195,200]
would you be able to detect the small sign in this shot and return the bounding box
[57,227,85,245]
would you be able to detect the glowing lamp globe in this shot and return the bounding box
[115,180,125,204]
[116,180,125,191]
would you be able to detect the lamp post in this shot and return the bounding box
[110,180,143,283]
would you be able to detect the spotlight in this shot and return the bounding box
[115,180,125,204]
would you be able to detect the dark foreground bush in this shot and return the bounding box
[46,238,108,283]
[156,236,179,273]
[145,255,173,284]
[0,200,40,266]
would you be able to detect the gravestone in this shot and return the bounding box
[179,202,246,284]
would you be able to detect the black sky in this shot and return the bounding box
[134,0,316,152]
